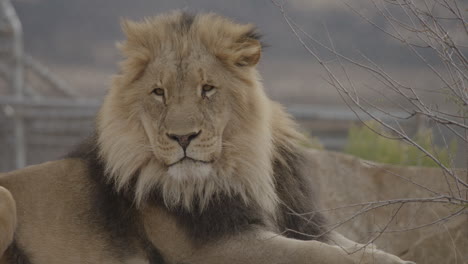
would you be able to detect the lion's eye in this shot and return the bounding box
[152,88,165,96]
[202,85,215,92]
[201,84,216,98]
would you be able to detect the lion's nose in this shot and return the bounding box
[167,131,201,150]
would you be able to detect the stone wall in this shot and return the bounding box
[307,150,467,263]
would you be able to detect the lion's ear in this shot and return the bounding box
[232,37,262,67]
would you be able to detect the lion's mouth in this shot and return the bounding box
[167,156,213,167]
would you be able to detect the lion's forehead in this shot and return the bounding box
[154,51,220,81]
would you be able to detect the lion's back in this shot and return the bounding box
[0,159,92,223]
[0,159,127,264]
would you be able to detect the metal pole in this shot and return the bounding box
[2,0,26,168]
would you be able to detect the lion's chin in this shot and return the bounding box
[167,159,213,180]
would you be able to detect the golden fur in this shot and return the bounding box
[0,11,413,264]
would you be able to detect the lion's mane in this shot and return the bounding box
[92,11,327,241]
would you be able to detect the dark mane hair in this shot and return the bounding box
[274,146,329,242]
[66,136,165,263]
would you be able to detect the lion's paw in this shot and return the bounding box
[0,186,16,255]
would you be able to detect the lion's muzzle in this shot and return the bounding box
[166,130,201,150]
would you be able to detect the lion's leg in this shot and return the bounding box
[184,231,355,264]
[145,207,356,263]
[329,231,375,249]
[146,208,414,264]
[328,231,416,264]
[179,230,417,264]
[0,186,16,257]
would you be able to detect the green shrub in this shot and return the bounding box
[344,121,457,167]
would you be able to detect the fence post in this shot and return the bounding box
[2,0,26,169]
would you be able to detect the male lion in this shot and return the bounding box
[0,12,414,264]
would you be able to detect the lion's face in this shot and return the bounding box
[98,12,279,212]
[136,51,232,178]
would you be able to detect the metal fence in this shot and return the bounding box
[0,0,99,172]
[0,97,98,172]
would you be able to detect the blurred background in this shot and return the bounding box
[0,0,466,172]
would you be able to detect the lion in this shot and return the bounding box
[0,11,414,264]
